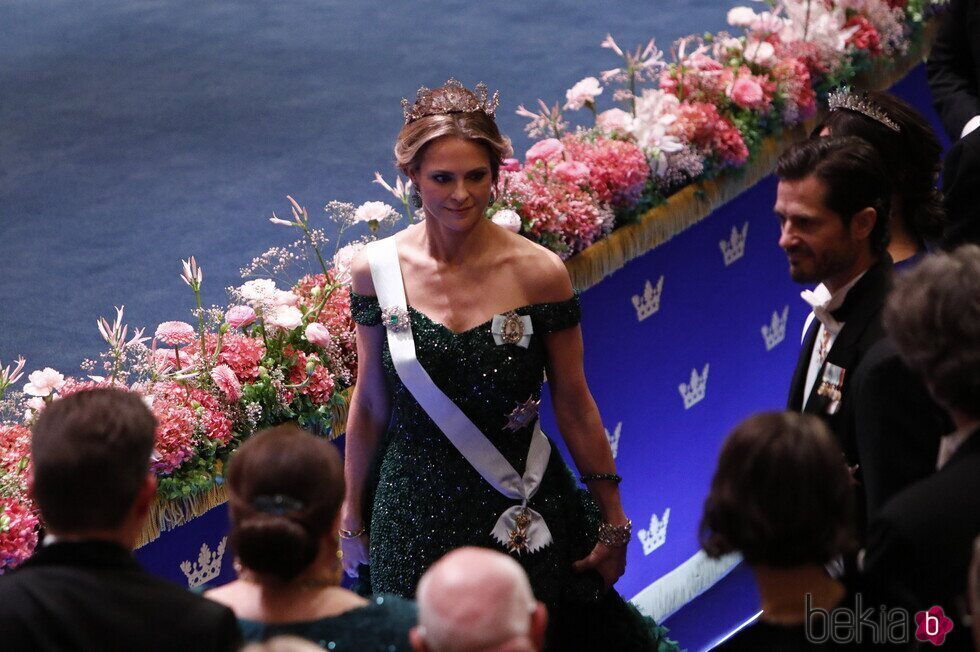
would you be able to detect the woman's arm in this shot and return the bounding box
[339,253,392,576]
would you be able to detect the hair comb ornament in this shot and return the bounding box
[401,78,500,124]
[252,493,305,516]
[827,88,901,133]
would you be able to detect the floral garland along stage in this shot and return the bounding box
[0,0,941,568]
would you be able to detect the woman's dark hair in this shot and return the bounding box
[227,424,345,582]
[885,245,980,419]
[776,136,892,255]
[813,91,946,244]
[700,412,855,567]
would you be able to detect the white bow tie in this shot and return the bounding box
[801,286,843,335]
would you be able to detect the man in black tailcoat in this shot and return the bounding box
[775,137,942,534]
[0,387,242,652]
[926,0,980,247]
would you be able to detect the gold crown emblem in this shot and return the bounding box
[402,78,500,124]
[827,89,900,133]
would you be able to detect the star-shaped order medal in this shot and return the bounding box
[505,396,540,432]
[507,507,532,554]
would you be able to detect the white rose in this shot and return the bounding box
[596,108,634,135]
[23,368,66,397]
[239,279,279,308]
[727,6,757,26]
[491,210,522,233]
[564,77,603,110]
[266,305,304,332]
[743,40,776,66]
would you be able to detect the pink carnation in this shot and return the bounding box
[0,497,39,573]
[210,364,242,402]
[561,135,651,209]
[225,305,256,329]
[155,321,196,346]
[525,138,564,165]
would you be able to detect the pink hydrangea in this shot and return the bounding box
[500,170,614,259]
[289,352,336,406]
[216,334,265,383]
[187,387,234,446]
[553,160,591,185]
[671,102,749,168]
[148,382,197,474]
[561,134,651,209]
[155,321,196,346]
[210,364,242,402]
[0,497,39,573]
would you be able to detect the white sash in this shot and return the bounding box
[366,237,553,554]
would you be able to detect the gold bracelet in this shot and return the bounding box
[597,520,632,547]
[338,526,365,539]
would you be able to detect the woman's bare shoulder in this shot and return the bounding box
[499,231,573,304]
[350,246,375,296]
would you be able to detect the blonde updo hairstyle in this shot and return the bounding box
[395,86,513,184]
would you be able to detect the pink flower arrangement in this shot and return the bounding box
[525,138,565,165]
[501,170,615,258]
[661,53,734,105]
[771,56,817,123]
[294,273,357,383]
[186,387,234,446]
[155,321,196,347]
[289,351,336,406]
[561,134,651,209]
[0,497,39,573]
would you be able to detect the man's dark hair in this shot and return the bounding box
[776,136,892,255]
[700,411,855,567]
[31,387,155,532]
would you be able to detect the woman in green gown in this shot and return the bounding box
[340,80,677,651]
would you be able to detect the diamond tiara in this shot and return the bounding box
[401,78,500,124]
[827,89,901,133]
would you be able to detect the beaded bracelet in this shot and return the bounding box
[579,472,622,485]
[338,526,365,539]
[597,520,632,547]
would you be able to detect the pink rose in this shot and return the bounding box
[155,321,197,346]
[23,368,66,397]
[500,158,521,172]
[305,322,332,348]
[225,305,256,329]
[554,161,591,185]
[266,305,303,331]
[526,138,564,165]
[210,364,242,402]
[728,76,764,108]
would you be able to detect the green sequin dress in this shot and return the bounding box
[350,293,679,652]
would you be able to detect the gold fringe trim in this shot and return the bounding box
[132,23,938,545]
[566,23,937,290]
[135,484,229,549]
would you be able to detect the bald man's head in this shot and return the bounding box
[410,547,547,652]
